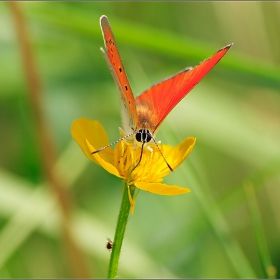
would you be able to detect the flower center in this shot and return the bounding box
[114,141,171,185]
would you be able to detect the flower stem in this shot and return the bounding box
[107,184,135,278]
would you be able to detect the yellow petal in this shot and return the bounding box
[71,118,112,163]
[71,118,123,178]
[85,139,123,178]
[135,182,190,195]
[165,137,196,170]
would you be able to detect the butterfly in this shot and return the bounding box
[93,15,232,170]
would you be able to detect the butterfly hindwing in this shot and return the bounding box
[135,44,233,133]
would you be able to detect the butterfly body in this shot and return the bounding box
[97,15,232,158]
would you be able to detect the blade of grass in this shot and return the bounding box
[24,2,280,90]
[0,177,57,270]
[161,126,256,278]
[0,139,88,272]
[9,2,89,277]
[0,167,176,278]
[219,155,280,218]
[185,163,256,278]
[244,182,277,279]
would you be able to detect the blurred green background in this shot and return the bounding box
[0,2,280,278]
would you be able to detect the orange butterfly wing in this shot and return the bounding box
[135,44,233,133]
[100,15,137,133]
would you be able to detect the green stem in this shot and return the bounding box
[244,182,276,279]
[107,183,135,278]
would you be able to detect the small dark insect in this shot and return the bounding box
[106,238,113,251]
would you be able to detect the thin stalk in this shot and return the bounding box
[9,2,89,277]
[244,182,276,279]
[108,184,135,278]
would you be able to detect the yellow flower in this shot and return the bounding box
[71,118,196,211]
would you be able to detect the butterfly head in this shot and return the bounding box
[135,129,152,144]
[119,126,154,148]
[131,128,173,173]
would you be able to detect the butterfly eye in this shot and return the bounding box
[135,129,152,143]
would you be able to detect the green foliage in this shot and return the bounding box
[0,2,279,278]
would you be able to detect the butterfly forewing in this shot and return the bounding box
[135,44,233,133]
[100,15,137,133]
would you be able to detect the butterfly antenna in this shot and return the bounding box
[91,132,134,154]
[152,137,173,172]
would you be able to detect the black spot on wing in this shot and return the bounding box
[108,38,114,45]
